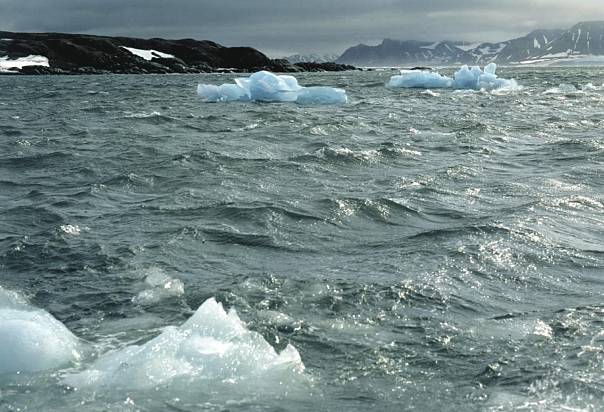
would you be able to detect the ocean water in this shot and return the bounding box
[0,68,603,411]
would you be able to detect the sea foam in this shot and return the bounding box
[0,287,81,374]
[197,70,347,104]
[388,63,519,91]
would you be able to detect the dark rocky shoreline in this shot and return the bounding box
[0,31,356,75]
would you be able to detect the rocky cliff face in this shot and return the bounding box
[336,22,604,66]
[0,32,356,74]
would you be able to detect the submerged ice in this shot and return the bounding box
[197,70,347,104]
[65,298,304,391]
[0,287,81,374]
[388,63,519,91]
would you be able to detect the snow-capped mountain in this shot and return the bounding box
[469,29,564,64]
[337,39,468,66]
[523,22,604,64]
[336,21,604,66]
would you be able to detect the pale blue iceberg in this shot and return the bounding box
[196,83,249,102]
[388,63,519,91]
[198,70,347,104]
[296,86,348,105]
[245,71,301,102]
[0,287,82,374]
[388,71,453,89]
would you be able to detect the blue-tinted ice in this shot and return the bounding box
[197,71,348,104]
[0,287,82,374]
[388,64,519,91]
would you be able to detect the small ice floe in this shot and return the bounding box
[0,286,82,374]
[197,70,348,104]
[64,298,305,390]
[132,268,185,305]
[120,46,175,61]
[0,55,49,73]
[388,63,519,91]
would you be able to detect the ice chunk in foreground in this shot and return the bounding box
[198,70,347,104]
[0,287,81,374]
[65,298,304,391]
[388,63,519,91]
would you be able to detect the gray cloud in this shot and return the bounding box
[1,0,603,56]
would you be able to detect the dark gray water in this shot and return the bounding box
[1,68,603,411]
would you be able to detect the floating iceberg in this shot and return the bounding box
[65,298,305,391]
[388,71,453,89]
[388,63,519,91]
[0,287,81,374]
[197,70,347,104]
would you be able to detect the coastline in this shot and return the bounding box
[0,31,356,75]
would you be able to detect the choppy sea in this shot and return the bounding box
[1,68,603,411]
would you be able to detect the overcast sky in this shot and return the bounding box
[1,1,603,56]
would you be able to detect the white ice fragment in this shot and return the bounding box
[0,287,81,374]
[388,64,519,91]
[197,70,347,105]
[120,47,175,61]
[132,268,185,305]
[65,298,304,390]
[196,83,250,102]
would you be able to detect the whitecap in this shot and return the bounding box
[60,224,81,235]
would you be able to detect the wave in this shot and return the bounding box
[290,145,421,164]
[0,151,72,168]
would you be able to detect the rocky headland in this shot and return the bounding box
[0,31,356,75]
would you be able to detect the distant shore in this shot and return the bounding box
[0,31,357,75]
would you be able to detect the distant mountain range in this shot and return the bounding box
[337,21,604,66]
